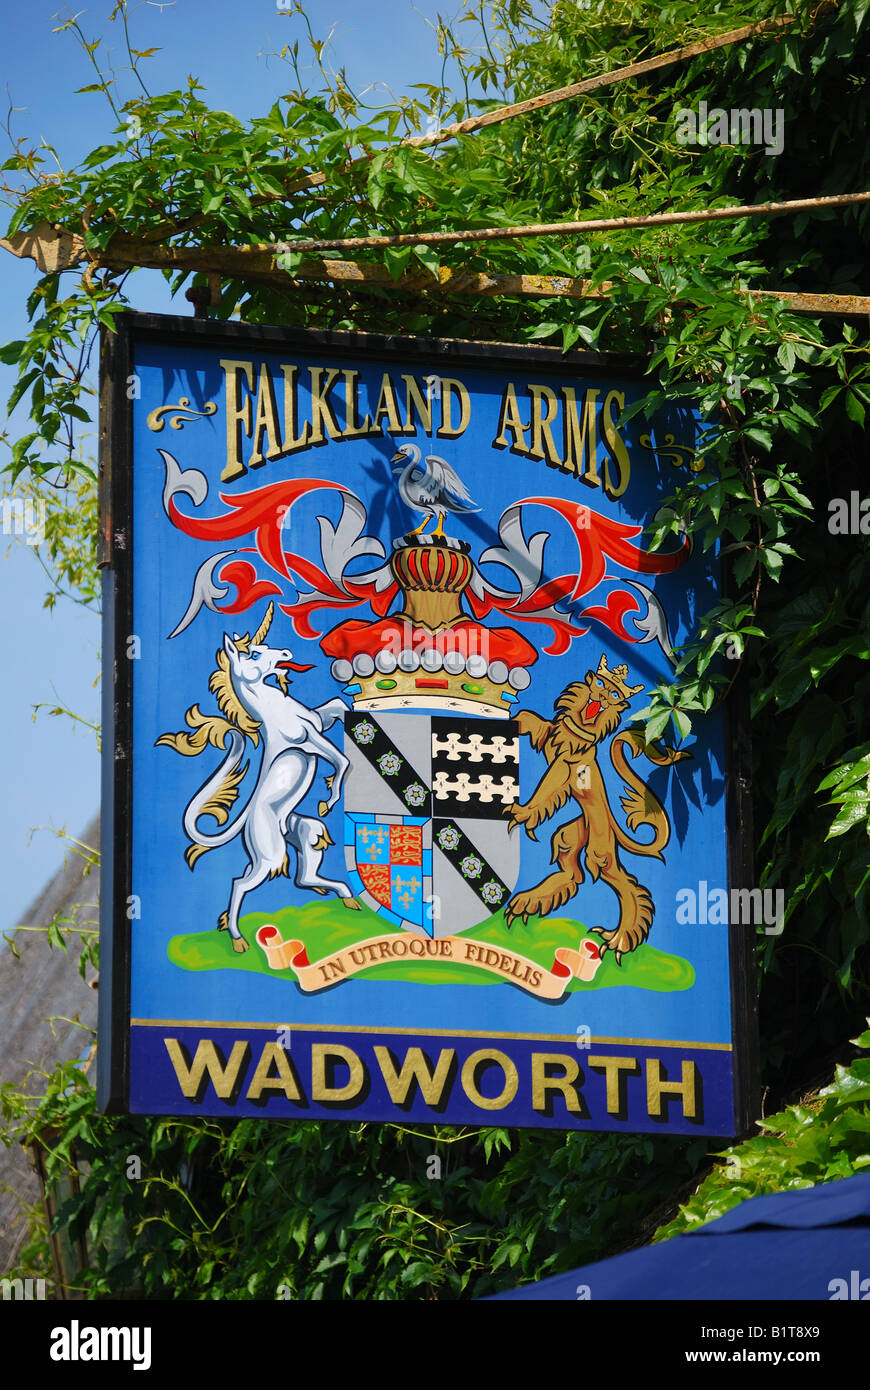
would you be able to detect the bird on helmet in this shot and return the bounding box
[391,443,481,539]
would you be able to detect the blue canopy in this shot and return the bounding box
[488,1173,870,1300]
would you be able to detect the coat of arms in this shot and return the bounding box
[154,431,692,998]
[112,330,748,1137]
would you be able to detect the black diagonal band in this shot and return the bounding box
[432,818,510,914]
[347,715,432,816]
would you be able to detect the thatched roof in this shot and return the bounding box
[0,816,99,1270]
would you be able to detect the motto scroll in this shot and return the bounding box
[256,923,602,999]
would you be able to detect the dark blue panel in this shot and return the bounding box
[131,1022,735,1134]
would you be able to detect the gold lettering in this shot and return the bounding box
[282,365,311,452]
[531,1052,587,1115]
[308,367,342,444]
[370,372,404,434]
[529,384,562,465]
[164,1038,250,1101]
[492,382,530,453]
[401,375,433,436]
[246,1042,303,1101]
[311,1043,366,1102]
[374,1046,456,1106]
[248,363,283,468]
[562,386,600,486]
[601,389,630,498]
[460,1048,518,1111]
[437,378,471,438]
[588,1055,639,1115]
[341,369,373,438]
[220,360,254,482]
[646,1058,699,1119]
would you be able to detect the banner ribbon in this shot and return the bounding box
[255,923,602,998]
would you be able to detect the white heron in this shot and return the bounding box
[391,443,481,539]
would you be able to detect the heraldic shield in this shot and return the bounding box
[343,714,521,938]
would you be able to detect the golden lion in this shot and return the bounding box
[504,655,690,962]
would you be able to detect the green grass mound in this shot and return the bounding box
[168,897,694,993]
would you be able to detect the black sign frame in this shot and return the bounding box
[97,311,759,1136]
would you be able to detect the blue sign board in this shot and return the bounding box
[98,315,757,1135]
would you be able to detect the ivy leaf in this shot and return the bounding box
[845,391,866,427]
[367,149,389,210]
[4,202,32,238]
[744,427,772,452]
[383,245,412,280]
[671,710,692,741]
[818,753,870,794]
[826,797,870,840]
[528,322,559,340]
[412,244,440,277]
[732,548,757,586]
[776,343,795,372]
[646,711,671,741]
[0,339,26,365]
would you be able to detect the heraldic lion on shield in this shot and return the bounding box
[504,655,691,963]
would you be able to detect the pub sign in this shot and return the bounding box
[98,315,757,1135]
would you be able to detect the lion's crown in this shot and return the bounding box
[597,654,644,700]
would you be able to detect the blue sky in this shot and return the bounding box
[0,0,474,937]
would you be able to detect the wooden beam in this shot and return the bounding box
[0,223,84,274]
[3,223,868,316]
[289,262,870,317]
[290,260,613,299]
[751,288,870,316]
[278,190,870,255]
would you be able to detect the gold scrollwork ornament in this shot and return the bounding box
[638,433,703,472]
[146,397,218,433]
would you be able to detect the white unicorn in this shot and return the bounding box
[158,603,358,952]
